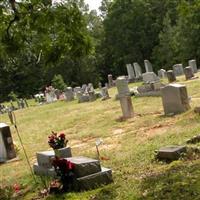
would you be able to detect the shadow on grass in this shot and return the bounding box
[138,162,200,200]
[45,185,117,200]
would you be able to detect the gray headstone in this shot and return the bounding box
[33,163,56,177]
[158,69,167,78]
[173,64,184,76]
[108,74,114,88]
[101,87,110,100]
[66,156,101,178]
[142,72,160,83]
[156,146,186,161]
[126,64,135,81]
[189,59,198,73]
[133,62,142,78]
[167,70,176,83]
[0,123,16,162]
[65,87,74,101]
[144,60,153,72]
[161,84,190,115]
[184,66,194,80]
[116,77,134,118]
[116,77,130,97]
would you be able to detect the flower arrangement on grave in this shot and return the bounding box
[48,131,68,150]
[52,157,75,192]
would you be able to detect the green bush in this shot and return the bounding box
[51,74,67,91]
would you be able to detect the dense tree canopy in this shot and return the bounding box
[0,0,200,101]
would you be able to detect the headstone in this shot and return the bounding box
[116,77,134,118]
[156,146,186,161]
[158,69,167,78]
[142,72,160,83]
[184,66,194,80]
[82,84,88,93]
[0,123,16,162]
[66,157,101,178]
[45,86,57,103]
[189,59,198,73]
[133,62,142,78]
[126,64,135,81]
[161,84,190,115]
[64,87,74,101]
[88,91,96,102]
[173,64,184,76]
[77,93,90,103]
[108,74,114,88]
[144,60,153,72]
[87,83,94,93]
[167,70,176,83]
[116,76,130,97]
[101,87,110,101]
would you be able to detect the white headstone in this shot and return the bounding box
[144,60,153,72]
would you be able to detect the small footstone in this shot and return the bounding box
[76,167,113,191]
[156,146,186,161]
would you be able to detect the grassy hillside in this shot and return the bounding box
[1,75,200,199]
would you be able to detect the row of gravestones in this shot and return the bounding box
[115,76,191,119]
[42,84,110,104]
[125,59,198,82]
[0,99,28,115]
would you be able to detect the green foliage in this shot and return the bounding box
[51,74,66,91]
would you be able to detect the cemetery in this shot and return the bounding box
[1,0,200,200]
[1,62,200,199]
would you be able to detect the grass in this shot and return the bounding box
[1,74,200,199]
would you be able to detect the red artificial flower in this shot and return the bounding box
[59,133,65,139]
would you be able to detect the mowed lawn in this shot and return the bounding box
[1,74,200,199]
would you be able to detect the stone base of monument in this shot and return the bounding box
[156,146,186,161]
[134,82,164,97]
[33,155,113,190]
[77,167,113,191]
[33,163,57,177]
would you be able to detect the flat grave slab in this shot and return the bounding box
[156,145,186,161]
[33,163,56,177]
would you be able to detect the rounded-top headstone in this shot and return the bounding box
[184,66,194,80]
[116,77,130,97]
[167,70,176,83]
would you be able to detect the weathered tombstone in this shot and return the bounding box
[142,72,160,83]
[82,84,88,93]
[64,87,74,101]
[144,60,153,72]
[158,69,167,79]
[161,84,190,115]
[167,70,176,83]
[88,91,96,102]
[0,123,16,162]
[173,64,184,76]
[116,77,133,118]
[156,146,186,161]
[126,64,135,82]
[66,156,113,190]
[101,87,110,101]
[45,86,57,103]
[133,62,142,78]
[184,66,194,80]
[88,83,94,93]
[189,59,198,73]
[77,93,90,103]
[108,74,114,88]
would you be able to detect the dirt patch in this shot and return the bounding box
[137,122,175,140]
